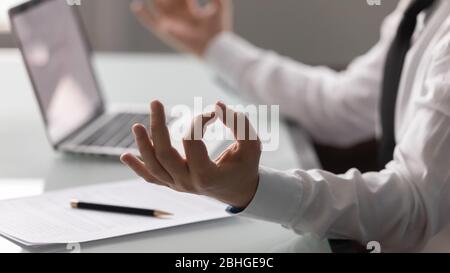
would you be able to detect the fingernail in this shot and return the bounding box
[151,100,160,111]
[120,154,128,164]
[132,123,141,134]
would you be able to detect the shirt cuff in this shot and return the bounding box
[231,166,304,228]
[205,32,261,88]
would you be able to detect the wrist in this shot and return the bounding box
[204,172,259,209]
[226,173,260,209]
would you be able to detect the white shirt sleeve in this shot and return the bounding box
[204,0,450,251]
[238,47,450,252]
[205,7,403,147]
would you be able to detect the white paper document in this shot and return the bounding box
[0,180,230,246]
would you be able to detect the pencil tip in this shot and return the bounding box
[154,210,173,218]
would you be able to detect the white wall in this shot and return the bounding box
[80,0,399,66]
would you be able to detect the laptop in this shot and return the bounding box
[9,0,217,157]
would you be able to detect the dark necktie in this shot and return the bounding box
[378,0,435,169]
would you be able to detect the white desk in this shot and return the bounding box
[0,49,330,253]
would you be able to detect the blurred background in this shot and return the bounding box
[0,0,399,67]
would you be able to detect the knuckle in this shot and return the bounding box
[148,167,164,178]
[155,149,171,161]
[150,121,164,131]
[135,132,148,142]
[150,123,160,132]
[194,174,210,188]
[193,166,209,177]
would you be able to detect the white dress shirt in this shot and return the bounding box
[205,0,450,252]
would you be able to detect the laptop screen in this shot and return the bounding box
[11,0,103,144]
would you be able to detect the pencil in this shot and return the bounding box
[70,199,173,218]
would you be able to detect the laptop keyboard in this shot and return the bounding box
[79,113,151,149]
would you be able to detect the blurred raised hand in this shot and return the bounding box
[131,0,232,57]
